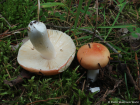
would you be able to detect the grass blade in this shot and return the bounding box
[79,0,92,27]
[41,2,65,8]
[97,24,136,28]
[104,1,127,40]
[74,0,83,30]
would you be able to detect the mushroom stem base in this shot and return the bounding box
[87,69,99,82]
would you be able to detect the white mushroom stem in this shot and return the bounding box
[87,69,99,82]
[28,21,56,60]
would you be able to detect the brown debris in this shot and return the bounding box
[95,80,122,105]
[117,63,140,92]
[4,69,33,87]
[0,28,27,39]
[26,95,68,105]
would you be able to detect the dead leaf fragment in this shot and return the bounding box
[4,69,33,87]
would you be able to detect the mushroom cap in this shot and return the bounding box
[77,43,110,70]
[17,29,76,75]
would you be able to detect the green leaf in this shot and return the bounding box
[136,28,140,33]
[80,9,85,14]
[118,0,123,4]
[55,12,61,17]
[41,16,46,21]
[41,2,65,8]
[44,12,48,17]
[131,32,138,38]
[0,91,11,95]
[127,27,134,32]
[60,15,65,20]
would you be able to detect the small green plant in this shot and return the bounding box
[127,27,140,38]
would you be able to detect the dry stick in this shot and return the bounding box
[98,63,104,78]
[70,21,78,45]
[135,52,140,100]
[0,14,11,27]
[77,79,86,105]
[29,97,32,104]
[92,0,98,42]
[46,24,122,58]
[0,28,27,38]
[134,3,139,19]
[95,80,122,105]
[126,66,140,93]
[26,95,67,105]
[19,88,25,97]
[76,71,86,83]
[3,63,11,79]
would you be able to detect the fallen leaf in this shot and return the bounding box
[4,69,33,87]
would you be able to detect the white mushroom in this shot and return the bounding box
[17,20,76,75]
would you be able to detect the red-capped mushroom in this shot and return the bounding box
[77,42,110,82]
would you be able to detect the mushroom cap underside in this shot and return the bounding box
[17,29,76,75]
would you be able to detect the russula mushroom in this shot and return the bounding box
[77,42,110,82]
[17,20,76,75]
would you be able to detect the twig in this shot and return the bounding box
[46,24,122,58]
[4,69,32,87]
[135,52,140,100]
[0,28,27,38]
[20,88,25,97]
[126,66,140,92]
[95,80,122,105]
[29,97,33,105]
[26,95,68,105]
[82,80,86,91]
[77,79,86,105]
[3,63,11,79]
[98,63,104,78]
[76,71,86,83]
[0,14,11,27]
[134,3,139,19]
[92,0,98,42]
